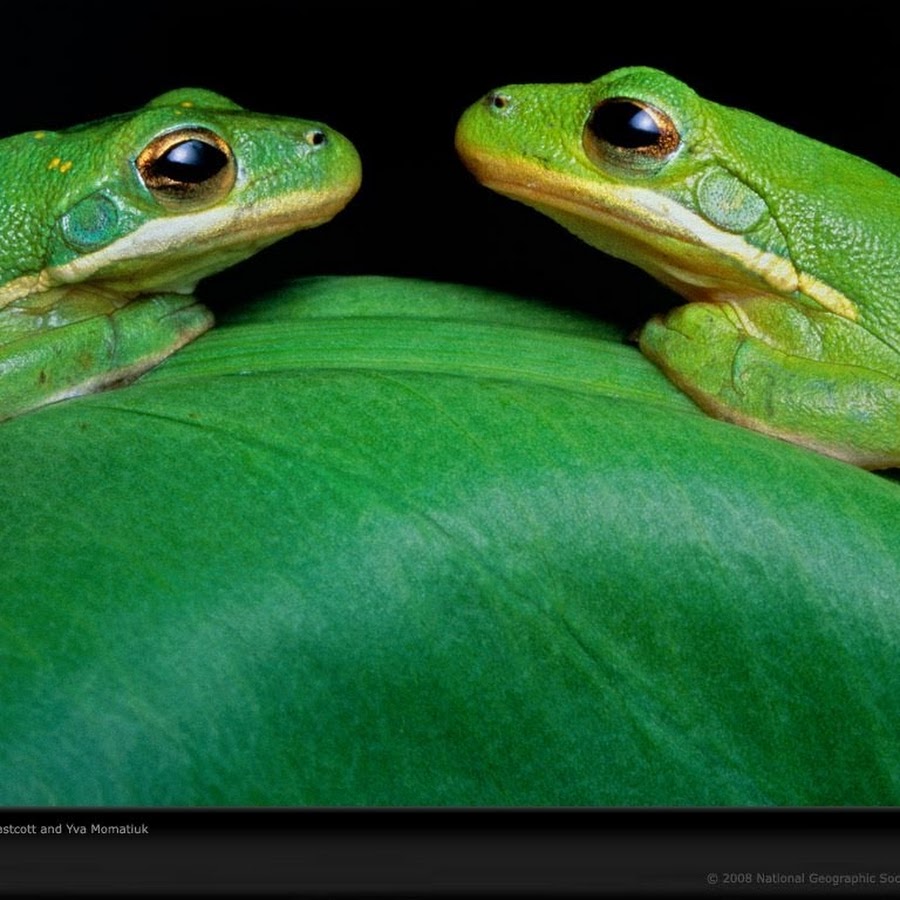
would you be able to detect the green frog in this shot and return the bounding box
[456,67,899,469]
[0,88,361,420]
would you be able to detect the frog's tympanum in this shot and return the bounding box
[0,89,361,420]
[456,67,900,469]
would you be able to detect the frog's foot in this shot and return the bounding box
[639,299,900,469]
[0,293,213,421]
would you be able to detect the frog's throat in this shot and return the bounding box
[0,186,353,306]
[468,153,857,321]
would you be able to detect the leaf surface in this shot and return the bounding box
[1,276,897,805]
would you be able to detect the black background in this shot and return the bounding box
[2,4,894,334]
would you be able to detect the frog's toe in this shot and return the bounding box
[639,301,744,405]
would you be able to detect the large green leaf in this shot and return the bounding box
[1,276,897,805]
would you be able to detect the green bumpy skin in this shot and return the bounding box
[0,88,361,420]
[456,67,900,469]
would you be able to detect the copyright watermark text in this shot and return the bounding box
[707,872,900,888]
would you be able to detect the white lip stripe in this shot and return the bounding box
[48,188,336,285]
[0,273,46,307]
[52,206,237,283]
[0,187,341,308]
[477,157,858,322]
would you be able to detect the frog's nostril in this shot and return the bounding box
[486,92,510,111]
[306,130,327,147]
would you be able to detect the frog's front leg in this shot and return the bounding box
[0,293,212,421]
[639,298,900,469]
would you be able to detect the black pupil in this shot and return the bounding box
[152,139,227,184]
[588,101,661,149]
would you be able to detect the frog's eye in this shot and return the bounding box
[583,99,680,170]
[136,128,237,211]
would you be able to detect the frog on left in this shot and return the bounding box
[0,88,362,421]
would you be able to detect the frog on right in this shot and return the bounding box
[456,67,900,470]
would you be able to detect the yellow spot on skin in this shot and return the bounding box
[59,161,73,173]
[180,101,194,108]
[34,131,46,140]
[48,157,61,170]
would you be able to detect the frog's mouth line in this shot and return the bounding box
[464,150,792,286]
[48,183,360,296]
[461,148,856,322]
[0,182,360,308]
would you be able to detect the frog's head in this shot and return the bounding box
[455,67,809,309]
[23,88,361,297]
[455,67,703,234]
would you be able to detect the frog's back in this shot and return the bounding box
[0,131,66,285]
[714,101,900,339]
[0,117,127,287]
